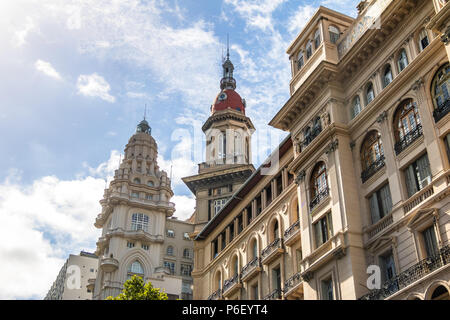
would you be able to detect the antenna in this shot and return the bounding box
[226,33,230,59]
[144,104,147,120]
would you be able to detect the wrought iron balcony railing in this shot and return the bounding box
[432,99,450,123]
[359,245,450,300]
[207,288,222,300]
[241,257,261,280]
[309,187,329,211]
[284,220,300,242]
[283,272,303,294]
[264,288,282,300]
[361,155,385,183]
[223,274,240,293]
[394,124,423,155]
[261,238,283,260]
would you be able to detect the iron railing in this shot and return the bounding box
[359,245,450,300]
[241,257,261,279]
[261,238,283,260]
[263,288,281,300]
[207,288,222,300]
[283,272,303,294]
[223,274,240,293]
[394,124,423,155]
[361,155,385,183]
[284,221,300,241]
[309,187,329,211]
[432,99,450,123]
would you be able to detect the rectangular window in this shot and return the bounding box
[167,229,175,238]
[214,198,228,215]
[229,222,235,242]
[265,184,272,206]
[246,204,253,225]
[321,278,334,300]
[404,154,432,197]
[141,244,149,250]
[380,250,396,282]
[131,213,149,232]
[314,213,333,248]
[221,231,226,250]
[272,267,281,291]
[422,226,439,258]
[163,261,175,275]
[252,283,259,300]
[127,242,135,248]
[212,238,218,259]
[445,134,450,163]
[237,214,243,234]
[181,264,192,276]
[255,195,262,216]
[368,184,392,224]
[183,232,190,240]
[276,174,283,196]
[131,192,139,198]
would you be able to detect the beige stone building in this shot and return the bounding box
[192,0,450,300]
[91,120,194,300]
[45,251,98,300]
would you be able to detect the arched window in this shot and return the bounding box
[383,65,393,88]
[351,95,362,119]
[127,261,144,279]
[431,286,450,300]
[297,51,304,70]
[251,238,258,259]
[218,132,226,159]
[273,220,279,240]
[306,40,312,59]
[393,99,422,154]
[419,29,429,52]
[366,83,375,104]
[397,49,408,72]
[131,213,149,232]
[360,131,384,182]
[232,255,239,276]
[167,245,174,256]
[310,162,328,210]
[314,29,321,49]
[431,63,450,122]
[329,25,340,44]
[133,178,141,184]
[234,131,242,156]
[147,180,154,187]
[214,271,222,291]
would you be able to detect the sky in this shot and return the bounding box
[0,0,357,299]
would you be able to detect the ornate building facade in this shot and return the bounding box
[91,120,194,300]
[192,0,450,300]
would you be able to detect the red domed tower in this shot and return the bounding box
[183,44,256,232]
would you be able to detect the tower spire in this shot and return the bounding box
[220,35,236,90]
[226,33,230,60]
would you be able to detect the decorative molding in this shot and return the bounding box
[441,26,450,45]
[376,110,387,123]
[325,139,339,155]
[295,170,306,185]
[411,78,424,91]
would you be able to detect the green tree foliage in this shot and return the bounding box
[106,275,168,300]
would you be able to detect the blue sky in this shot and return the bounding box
[0,0,356,299]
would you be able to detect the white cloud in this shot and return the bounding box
[171,195,195,221]
[35,59,62,80]
[76,73,115,103]
[287,5,317,35]
[13,16,35,47]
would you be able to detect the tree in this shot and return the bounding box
[106,275,168,300]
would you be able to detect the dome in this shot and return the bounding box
[212,89,245,114]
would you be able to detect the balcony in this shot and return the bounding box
[432,99,450,123]
[394,124,423,155]
[207,288,223,300]
[367,213,393,239]
[359,245,450,300]
[361,155,385,183]
[309,187,329,212]
[261,238,285,265]
[283,272,303,299]
[87,278,96,292]
[100,257,119,273]
[241,257,262,282]
[284,221,301,246]
[222,274,242,297]
[263,288,281,300]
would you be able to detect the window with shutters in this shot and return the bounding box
[314,212,333,248]
[368,183,392,224]
[422,226,439,258]
[404,154,432,198]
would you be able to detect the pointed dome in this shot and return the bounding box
[136,119,151,134]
